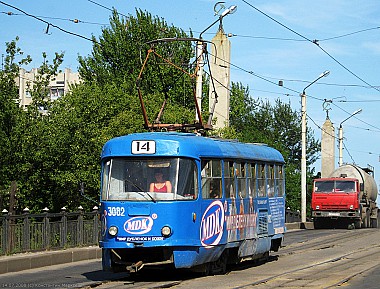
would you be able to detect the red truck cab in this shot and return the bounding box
[311,177,361,228]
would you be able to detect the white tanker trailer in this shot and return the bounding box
[312,164,379,229]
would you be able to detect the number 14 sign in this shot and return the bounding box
[132,140,156,154]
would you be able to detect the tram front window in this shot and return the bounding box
[101,158,198,201]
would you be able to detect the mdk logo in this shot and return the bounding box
[200,200,225,247]
[124,216,154,235]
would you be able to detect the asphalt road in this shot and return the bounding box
[0,228,379,288]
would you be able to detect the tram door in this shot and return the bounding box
[223,161,250,242]
[199,159,225,246]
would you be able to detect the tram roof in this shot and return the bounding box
[102,132,284,163]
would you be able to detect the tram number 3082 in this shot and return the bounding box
[107,207,126,217]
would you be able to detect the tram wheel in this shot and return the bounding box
[211,251,228,275]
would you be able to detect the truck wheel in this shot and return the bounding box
[363,210,370,228]
[354,220,361,229]
[370,218,378,228]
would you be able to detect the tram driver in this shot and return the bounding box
[149,169,172,193]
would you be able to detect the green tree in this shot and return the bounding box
[0,9,198,212]
[79,9,199,125]
[0,38,32,210]
[13,51,64,212]
[228,82,320,212]
[38,9,198,210]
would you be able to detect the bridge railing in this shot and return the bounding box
[0,207,302,256]
[0,208,100,255]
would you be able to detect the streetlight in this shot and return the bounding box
[301,70,330,223]
[338,108,362,167]
[195,5,237,121]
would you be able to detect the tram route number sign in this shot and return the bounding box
[132,140,156,154]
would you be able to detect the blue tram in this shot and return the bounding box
[100,132,286,274]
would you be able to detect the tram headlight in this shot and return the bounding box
[108,226,118,236]
[161,226,172,237]
[316,205,320,210]
[350,205,354,210]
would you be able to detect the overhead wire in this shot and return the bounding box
[342,141,356,164]
[2,1,378,103]
[1,11,107,25]
[330,102,380,131]
[2,1,379,158]
[317,26,380,42]
[224,25,380,43]
[86,0,128,18]
[207,43,380,149]
[307,113,360,164]
[0,1,95,42]
[240,0,380,94]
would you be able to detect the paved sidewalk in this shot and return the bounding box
[0,246,102,274]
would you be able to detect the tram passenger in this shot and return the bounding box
[209,180,221,198]
[149,169,172,193]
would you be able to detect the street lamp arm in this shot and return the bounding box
[302,70,330,93]
[199,18,221,39]
[340,108,362,126]
[199,5,237,39]
[221,5,237,16]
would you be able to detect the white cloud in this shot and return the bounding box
[362,42,380,55]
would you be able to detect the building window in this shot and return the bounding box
[50,87,64,100]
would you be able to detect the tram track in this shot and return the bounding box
[232,242,380,288]
[84,229,380,289]
[280,228,375,256]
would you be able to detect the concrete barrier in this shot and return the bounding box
[286,222,314,230]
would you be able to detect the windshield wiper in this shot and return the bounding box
[124,179,156,203]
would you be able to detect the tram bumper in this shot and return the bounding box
[126,259,174,273]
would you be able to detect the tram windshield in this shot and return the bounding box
[314,180,356,193]
[101,158,198,201]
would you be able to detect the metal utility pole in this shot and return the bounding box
[338,108,362,167]
[301,70,330,223]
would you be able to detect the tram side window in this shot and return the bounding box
[248,163,257,198]
[101,160,111,200]
[276,165,285,197]
[258,164,267,197]
[201,159,222,199]
[236,162,247,198]
[268,165,275,197]
[224,161,235,198]
[177,158,198,199]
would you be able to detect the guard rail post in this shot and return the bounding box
[61,208,67,248]
[22,209,30,252]
[77,206,84,246]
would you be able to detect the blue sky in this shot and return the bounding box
[1,0,380,185]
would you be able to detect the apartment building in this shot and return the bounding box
[17,68,81,109]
